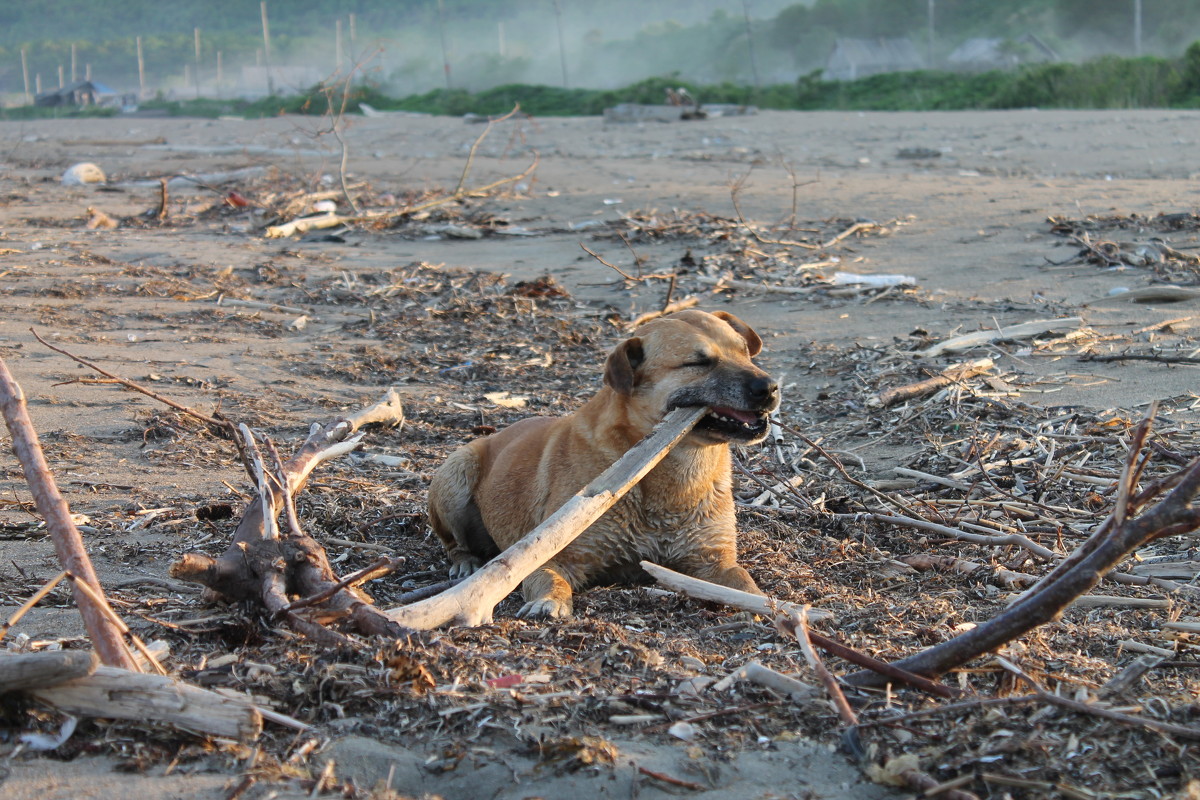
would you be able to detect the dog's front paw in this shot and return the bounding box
[448,555,483,579]
[516,597,573,619]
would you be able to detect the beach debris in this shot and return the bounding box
[84,206,118,230]
[602,103,755,123]
[1048,212,1200,284]
[61,162,106,186]
[829,271,915,287]
[30,664,265,740]
[917,317,1084,357]
[895,147,942,159]
[170,390,410,644]
[1089,285,1200,304]
[870,357,994,408]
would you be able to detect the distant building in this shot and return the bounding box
[824,38,925,81]
[947,34,1060,71]
[35,80,120,108]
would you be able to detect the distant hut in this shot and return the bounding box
[824,38,924,81]
[35,80,120,108]
[947,33,1060,71]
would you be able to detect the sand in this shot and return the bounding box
[2,106,1200,798]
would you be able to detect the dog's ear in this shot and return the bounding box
[604,337,644,395]
[711,311,763,357]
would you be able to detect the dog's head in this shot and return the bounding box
[604,309,779,445]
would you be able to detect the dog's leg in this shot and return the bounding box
[680,550,765,596]
[516,562,576,618]
[696,563,763,595]
[427,447,491,579]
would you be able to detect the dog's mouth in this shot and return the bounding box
[696,405,771,442]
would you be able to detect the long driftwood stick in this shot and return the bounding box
[171,390,412,643]
[918,318,1083,358]
[0,358,139,670]
[846,416,1200,687]
[641,560,833,622]
[385,406,708,629]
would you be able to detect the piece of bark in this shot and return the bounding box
[0,650,99,693]
[264,211,344,239]
[1100,653,1164,698]
[917,318,1083,357]
[31,665,263,740]
[0,357,139,671]
[710,660,814,699]
[385,406,707,629]
[870,358,994,408]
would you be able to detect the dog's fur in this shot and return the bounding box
[426,309,779,618]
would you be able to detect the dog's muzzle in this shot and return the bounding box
[687,375,779,444]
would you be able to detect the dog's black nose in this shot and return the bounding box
[748,376,778,405]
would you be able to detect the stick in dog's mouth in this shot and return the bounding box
[685,404,772,442]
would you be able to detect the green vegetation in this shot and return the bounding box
[8,40,1200,121]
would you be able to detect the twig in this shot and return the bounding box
[728,170,819,249]
[30,328,235,435]
[283,555,406,612]
[637,766,706,791]
[0,570,68,643]
[998,656,1200,740]
[791,607,857,725]
[455,104,521,197]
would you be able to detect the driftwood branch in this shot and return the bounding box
[0,650,98,693]
[917,318,1083,358]
[170,390,412,643]
[0,357,139,670]
[846,412,1200,687]
[30,665,264,740]
[870,358,994,408]
[385,406,708,629]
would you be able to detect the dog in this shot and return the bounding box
[426,309,779,618]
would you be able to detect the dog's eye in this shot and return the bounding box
[682,355,715,368]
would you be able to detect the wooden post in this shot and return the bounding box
[20,48,30,104]
[58,64,64,89]
[552,0,568,88]
[335,18,343,73]
[741,0,761,93]
[85,63,91,81]
[35,73,42,95]
[194,27,202,98]
[436,0,451,89]
[137,36,146,98]
[70,43,77,82]
[261,1,275,96]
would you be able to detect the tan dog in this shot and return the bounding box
[426,309,779,618]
